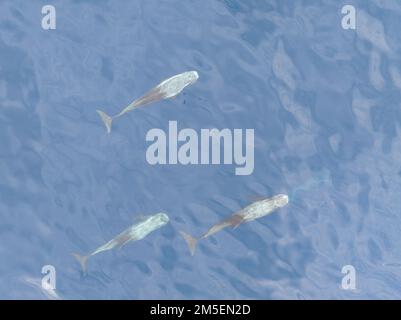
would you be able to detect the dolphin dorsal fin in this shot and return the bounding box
[134,214,151,223]
[248,195,267,202]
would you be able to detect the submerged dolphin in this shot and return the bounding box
[97,71,199,133]
[180,194,289,256]
[22,277,62,300]
[72,212,169,272]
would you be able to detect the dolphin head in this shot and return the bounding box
[273,194,289,208]
[186,71,199,84]
[155,212,170,225]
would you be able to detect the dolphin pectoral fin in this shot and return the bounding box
[228,214,245,229]
[134,214,151,223]
[248,195,266,202]
[116,233,133,250]
[117,239,131,249]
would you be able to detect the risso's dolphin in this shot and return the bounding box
[180,194,289,256]
[97,71,199,133]
[72,212,169,272]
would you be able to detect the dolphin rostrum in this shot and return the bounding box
[72,212,169,272]
[97,71,199,133]
[180,194,289,256]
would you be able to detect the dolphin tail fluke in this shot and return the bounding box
[96,110,113,133]
[72,253,89,273]
[179,231,198,256]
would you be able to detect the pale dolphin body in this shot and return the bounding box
[180,194,289,256]
[22,277,62,300]
[72,212,169,272]
[97,71,199,133]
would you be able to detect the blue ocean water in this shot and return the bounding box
[1,0,401,299]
